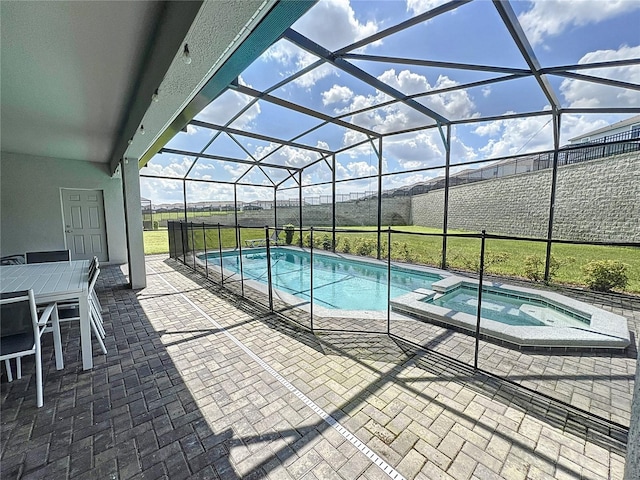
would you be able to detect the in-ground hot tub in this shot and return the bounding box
[391,276,630,349]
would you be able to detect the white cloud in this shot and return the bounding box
[144,156,192,178]
[384,130,444,169]
[294,64,338,89]
[518,0,640,46]
[345,161,378,177]
[263,0,381,88]
[469,112,611,159]
[255,144,319,169]
[406,0,451,16]
[337,69,477,136]
[559,114,609,144]
[559,45,640,108]
[294,0,379,51]
[383,172,440,191]
[322,85,354,105]
[198,89,261,129]
[473,115,555,158]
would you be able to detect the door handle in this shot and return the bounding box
[66,229,72,233]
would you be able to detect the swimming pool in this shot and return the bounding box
[201,247,444,310]
[197,247,630,349]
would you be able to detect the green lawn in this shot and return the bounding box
[144,226,639,293]
[143,230,170,255]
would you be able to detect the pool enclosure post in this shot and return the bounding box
[332,154,336,252]
[273,187,278,236]
[387,227,392,334]
[265,226,274,312]
[190,222,196,270]
[298,171,303,248]
[309,227,314,332]
[181,222,187,264]
[182,179,188,224]
[217,223,223,286]
[474,230,486,370]
[233,184,239,249]
[237,224,245,297]
[442,126,451,270]
[203,223,209,279]
[376,137,383,260]
[544,113,561,282]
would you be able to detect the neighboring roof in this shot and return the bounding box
[569,115,640,142]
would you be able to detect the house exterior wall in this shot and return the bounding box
[0,152,128,263]
[570,116,640,143]
[411,152,639,243]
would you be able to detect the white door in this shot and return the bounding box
[61,189,109,262]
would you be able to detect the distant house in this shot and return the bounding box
[569,115,640,144]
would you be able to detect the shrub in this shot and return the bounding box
[355,238,376,257]
[283,224,295,244]
[581,260,629,292]
[302,232,311,248]
[524,254,575,282]
[338,237,351,254]
[321,234,332,250]
[390,241,416,263]
[153,220,159,230]
[460,252,510,273]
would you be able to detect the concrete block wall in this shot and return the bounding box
[412,153,639,242]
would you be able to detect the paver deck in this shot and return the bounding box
[1,255,636,479]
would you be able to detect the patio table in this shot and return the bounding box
[0,260,94,370]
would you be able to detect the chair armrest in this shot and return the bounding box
[37,302,57,326]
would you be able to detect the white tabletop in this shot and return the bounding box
[1,260,89,302]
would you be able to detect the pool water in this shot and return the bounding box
[202,248,442,310]
[428,286,587,327]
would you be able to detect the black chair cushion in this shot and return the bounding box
[57,306,80,320]
[25,250,70,264]
[0,255,25,265]
[0,333,34,356]
[0,297,33,337]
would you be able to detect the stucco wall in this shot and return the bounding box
[0,152,128,264]
[412,153,639,242]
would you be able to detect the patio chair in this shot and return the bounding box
[1,290,63,408]
[244,230,282,248]
[55,260,107,354]
[25,249,71,264]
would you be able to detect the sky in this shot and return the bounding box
[141,0,640,205]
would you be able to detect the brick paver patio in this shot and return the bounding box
[1,255,635,479]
